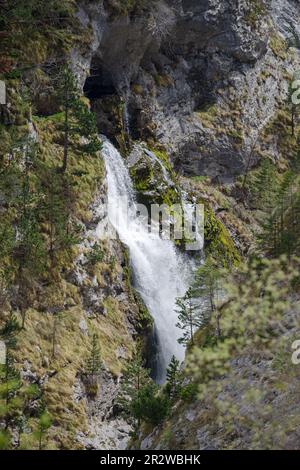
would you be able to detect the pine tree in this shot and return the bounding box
[0,315,21,349]
[0,316,22,430]
[193,257,223,338]
[253,158,278,210]
[175,288,203,346]
[0,220,15,312]
[12,139,46,327]
[72,98,101,155]
[131,382,169,426]
[57,66,101,173]
[117,352,151,423]
[257,170,299,257]
[83,334,102,398]
[58,66,78,173]
[34,412,52,451]
[165,355,181,400]
[39,169,73,266]
[85,333,102,377]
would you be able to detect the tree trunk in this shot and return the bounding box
[215,312,221,338]
[292,105,295,136]
[189,305,194,345]
[61,97,69,173]
[39,431,42,451]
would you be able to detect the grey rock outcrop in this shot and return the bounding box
[75,0,300,181]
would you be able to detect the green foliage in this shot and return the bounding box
[165,355,182,400]
[104,0,150,17]
[0,315,21,349]
[118,353,150,404]
[23,383,41,401]
[174,257,300,445]
[85,334,102,377]
[56,66,101,173]
[72,100,102,155]
[0,0,106,451]
[0,430,11,450]
[252,158,278,210]
[257,171,300,257]
[188,256,300,397]
[87,243,104,265]
[0,121,92,305]
[193,257,223,337]
[179,382,198,403]
[130,159,154,192]
[175,288,204,346]
[204,207,240,267]
[83,333,102,398]
[117,352,154,427]
[0,221,14,263]
[33,411,52,450]
[0,330,22,429]
[39,168,80,264]
[0,0,79,74]
[5,139,48,326]
[245,0,266,28]
[131,382,169,425]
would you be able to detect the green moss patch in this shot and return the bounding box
[204,207,241,267]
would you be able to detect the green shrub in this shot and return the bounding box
[131,383,170,425]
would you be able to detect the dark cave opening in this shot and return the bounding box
[83,75,116,100]
[83,64,117,100]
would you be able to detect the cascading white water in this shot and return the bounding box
[100,139,193,382]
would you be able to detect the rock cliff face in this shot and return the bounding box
[14,171,147,449]
[2,0,300,451]
[75,0,300,181]
[67,0,300,450]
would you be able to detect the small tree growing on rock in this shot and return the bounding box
[131,382,170,426]
[0,315,22,431]
[193,257,223,338]
[117,352,152,427]
[83,333,102,398]
[57,66,101,173]
[165,355,182,401]
[175,288,203,346]
[34,411,52,450]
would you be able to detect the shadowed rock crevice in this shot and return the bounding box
[84,59,117,100]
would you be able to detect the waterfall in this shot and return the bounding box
[100,139,194,382]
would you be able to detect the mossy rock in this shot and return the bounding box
[123,247,153,333]
[244,0,266,28]
[204,207,241,267]
[269,34,288,60]
[130,159,154,192]
[104,0,148,17]
[129,145,180,205]
[261,107,299,163]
